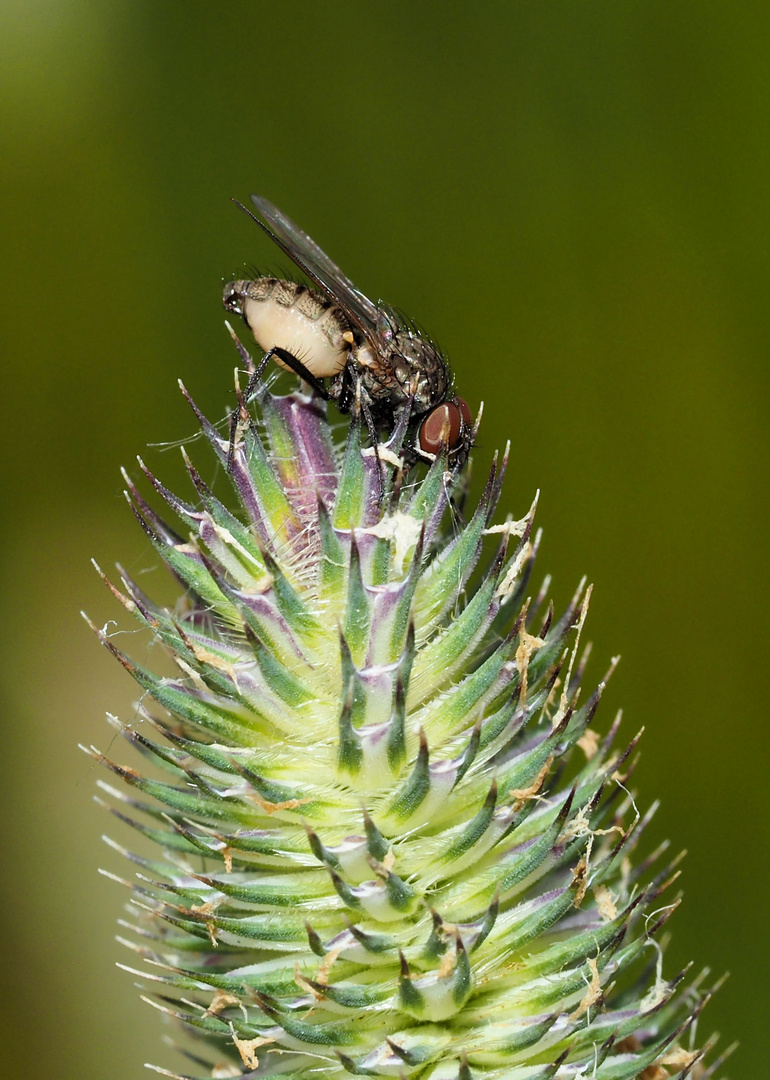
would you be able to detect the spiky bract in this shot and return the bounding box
[86,375,724,1079]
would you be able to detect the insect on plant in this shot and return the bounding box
[223,195,474,472]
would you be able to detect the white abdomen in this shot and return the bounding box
[231,278,351,379]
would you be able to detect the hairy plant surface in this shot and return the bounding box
[86,364,729,1079]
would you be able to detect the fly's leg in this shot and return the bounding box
[226,400,242,475]
[239,348,274,405]
[345,373,386,497]
[382,401,413,507]
[334,363,355,415]
[358,394,388,500]
[242,346,331,403]
[228,347,332,472]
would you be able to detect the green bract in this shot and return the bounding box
[86,369,728,1079]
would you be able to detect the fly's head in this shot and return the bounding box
[413,395,474,469]
[379,330,473,468]
[223,280,247,318]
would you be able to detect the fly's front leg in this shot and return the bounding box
[239,348,274,404]
[332,363,355,415]
[242,346,332,403]
[226,401,242,474]
[228,347,332,473]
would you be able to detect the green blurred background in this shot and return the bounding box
[1,1,767,1076]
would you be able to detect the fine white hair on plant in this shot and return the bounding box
[86,334,729,1077]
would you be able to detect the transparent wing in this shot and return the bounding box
[248,194,383,334]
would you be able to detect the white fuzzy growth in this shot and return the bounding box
[363,513,424,575]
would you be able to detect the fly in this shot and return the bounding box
[223,195,473,469]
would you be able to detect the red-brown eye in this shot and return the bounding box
[419,402,463,454]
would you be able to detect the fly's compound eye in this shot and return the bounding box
[419,399,470,455]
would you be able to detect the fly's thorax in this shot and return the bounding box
[223,278,352,378]
[361,330,449,412]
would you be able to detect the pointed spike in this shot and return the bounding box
[224,318,257,374]
[446,778,497,861]
[82,612,138,675]
[251,541,322,640]
[125,490,162,545]
[240,621,313,708]
[362,809,390,862]
[334,412,373,529]
[600,707,624,756]
[557,575,589,638]
[242,417,304,543]
[328,868,361,910]
[555,785,578,832]
[121,468,185,546]
[458,1053,473,1080]
[385,520,426,662]
[387,673,407,772]
[417,458,498,616]
[179,447,265,565]
[407,440,452,530]
[250,991,280,1019]
[698,1040,738,1079]
[380,864,416,912]
[524,552,549,624]
[388,727,430,820]
[484,435,509,523]
[575,659,620,727]
[337,679,364,776]
[178,381,228,462]
[317,492,345,599]
[450,932,472,1005]
[477,452,500,526]
[399,619,416,694]
[471,888,500,953]
[412,556,504,694]
[453,712,483,787]
[344,533,371,666]
[537,600,555,640]
[343,919,396,955]
[137,457,197,520]
[386,1038,419,1066]
[335,1050,378,1077]
[569,637,592,691]
[488,529,513,590]
[496,520,540,615]
[179,445,211,496]
[306,828,340,870]
[398,951,425,1014]
[91,559,143,618]
[645,898,682,938]
[338,628,368,726]
[422,907,450,961]
[115,563,160,618]
[304,922,328,957]
[593,1034,618,1071]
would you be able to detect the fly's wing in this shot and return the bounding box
[247,194,385,339]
